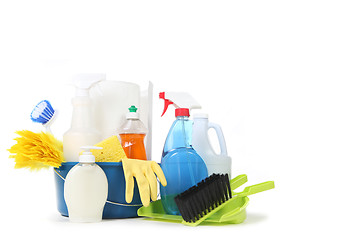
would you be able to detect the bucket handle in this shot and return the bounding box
[208,122,228,156]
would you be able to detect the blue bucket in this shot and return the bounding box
[54,162,142,219]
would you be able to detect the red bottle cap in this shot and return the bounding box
[175,108,190,117]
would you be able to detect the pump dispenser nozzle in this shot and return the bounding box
[79,146,102,163]
[159,92,201,117]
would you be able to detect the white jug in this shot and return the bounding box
[192,113,232,177]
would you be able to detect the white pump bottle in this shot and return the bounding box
[63,74,105,162]
[64,146,108,223]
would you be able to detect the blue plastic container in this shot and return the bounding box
[160,115,208,215]
[54,162,142,219]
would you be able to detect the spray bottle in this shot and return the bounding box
[159,92,208,215]
[63,74,105,162]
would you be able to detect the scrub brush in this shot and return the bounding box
[8,130,64,170]
[174,174,231,226]
[174,173,275,226]
[30,100,57,133]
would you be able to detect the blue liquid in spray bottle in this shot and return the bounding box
[159,92,208,215]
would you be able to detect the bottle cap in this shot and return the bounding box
[126,105,139,119]
[175,108,190,117]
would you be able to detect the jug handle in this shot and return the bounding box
[208,122,228,156]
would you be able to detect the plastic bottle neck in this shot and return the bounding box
[78,162,95,166]
[176,115,189,120]
[70,97,94,129]
[162,115,193,155]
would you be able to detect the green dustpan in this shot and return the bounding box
[137,174,275,225]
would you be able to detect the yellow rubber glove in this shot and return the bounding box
[122,158,167,207]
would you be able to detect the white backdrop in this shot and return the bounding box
[1,1,359,239]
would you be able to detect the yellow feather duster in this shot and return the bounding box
[8,130,64,170]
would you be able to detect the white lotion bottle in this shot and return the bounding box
[64,146,108,223]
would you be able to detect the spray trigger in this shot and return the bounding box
[159,92,174,117]
[159,91,201,117]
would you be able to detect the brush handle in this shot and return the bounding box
[230,174,248,191]
[235,181,275,197]
[43,109,58,134]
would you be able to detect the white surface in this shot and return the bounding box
[1,0,359,239]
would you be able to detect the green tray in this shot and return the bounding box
[137,174,274,225]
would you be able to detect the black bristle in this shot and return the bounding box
[220,174,228,202]
[187,195,196,222]
[209,176,218,209]
[174,195,185,220]
[214,174,222,207]
[174,173,233,223]
[197,184,207,214]
[217,176,225,203]
[191,195,200,221]
[225,174,232,199]
[187,200,195,222]
[182,198,192,222]
[175,193,188,222]
[193,189,203,219]
[211,176,219,204]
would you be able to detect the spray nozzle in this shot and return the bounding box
[79,146,102,163]
[73,73,106,97]
[159,92,201,117]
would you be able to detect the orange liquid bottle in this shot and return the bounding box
[119,106,148,160]
[120,133,147,160]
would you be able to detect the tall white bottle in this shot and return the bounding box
[63,74,105,162]
[192,113,232,177]
[64,146,108,223]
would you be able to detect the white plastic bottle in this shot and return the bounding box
[64,146,108,223]
[192,113,232,177]
[63,74,105,162]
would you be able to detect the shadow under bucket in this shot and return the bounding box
[54,162,142,219]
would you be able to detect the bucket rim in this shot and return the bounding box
[56,162,123,168]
